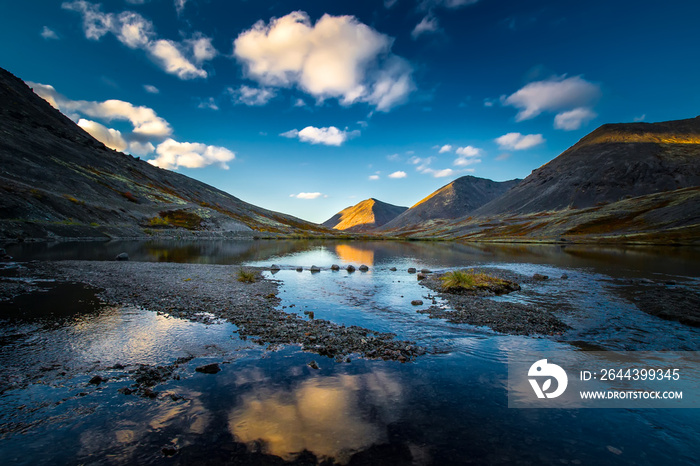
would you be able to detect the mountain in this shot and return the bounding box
[474,117,700,216]
[322,198,408,232]
[0,67,330,241]
[380,176,521,231]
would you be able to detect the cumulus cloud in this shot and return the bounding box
[77,119,127,151]
[502,75,600,129]
[454,145,482,166]
[281,126,359,146]
[290,192,323,199]
[229,85,276,106]
[128,141,156,156]
[388,171,407,178]
[553,107,597,131]
[411,16,440,39]
[495,132,545,150]
[148,138,235,169]
[143,84,159,94]
[41,26,59,40]
[31,82,172,138]
[62,1,215,79]
[438,144,452,153]
[233,11,414,112]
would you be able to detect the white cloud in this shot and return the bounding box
[553,107,597,131]
[229,85,276,106]
[386,153,400,161]
[438,144,452,153]
[233,11,414,112]
[77,119,127,151]
[148,139,235,170]
[454,146,482,166]
[455,145,480,157]
[198,97,219,111]
[502,75,601,127]
[368,175,380,180]
[174,0,187,15]
[281,126,359,146]
[293,98,307,107]
[388,171,407,178]
[495,132,545,150]
[634,114,646,122]
[422,168,457,178]
[411,16,440,39]
[31,82,172,138]
[143,84,159,94]
[290,192,323,199]
[41,26,59,40]
[128,141,156,156]
[62,1,214,80]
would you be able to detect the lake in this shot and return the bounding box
[1,239,699,465]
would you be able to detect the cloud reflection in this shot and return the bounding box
[229,371,402,463]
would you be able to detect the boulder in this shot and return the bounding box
[270,264,281,271]
[359,264,369,272]
[115,252,129,261]
[389,267,397,271]
[561,273,569,280]
[408,268,417,274]
[195,363,221,374]
[532,273,549,280]
[296,267,303,272]
[411,300,424,306]
[310,265,321,273]
[346,265,356,273]
[420,269,432,274]
[417,273,427,280]
[331,264,340,271]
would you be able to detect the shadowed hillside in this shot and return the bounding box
[322,198,407,232]
[0,67,331,241]
[380,176,521,231]
[474,117,700,216]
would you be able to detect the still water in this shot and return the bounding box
[1,240,699,465]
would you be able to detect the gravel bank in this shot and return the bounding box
[22,261,424,361]
[418,268,570,335]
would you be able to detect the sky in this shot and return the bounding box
[2,0,700,223]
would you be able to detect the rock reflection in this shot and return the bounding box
[229,370,402,463]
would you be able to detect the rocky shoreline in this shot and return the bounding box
[9,260,424,362]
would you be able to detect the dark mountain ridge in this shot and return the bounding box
[380,176,521,231]
[0,67,330,241]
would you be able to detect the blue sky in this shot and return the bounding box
[2,0,699,223]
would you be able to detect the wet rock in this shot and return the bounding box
[270,264,281,271]
[420,269,432,274]
[162,446,178,457]
[307,360,320,370]
[195,363,221,374]
[118,387,133,395]
[417,273,427,280]
[310,265,321,273]
[359,264,369,272]
[561,273,569,279]
[115,252,129,261]
[331,264,340,271]
[88,375,104,385]
[532,273,549,280]
[296,267,303,272]
[411,300,424,306]
[304,310,315,319]
[408,268,417,274]
[142,388,158,399]
[346,265,356,273]
[389,267,397,271]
